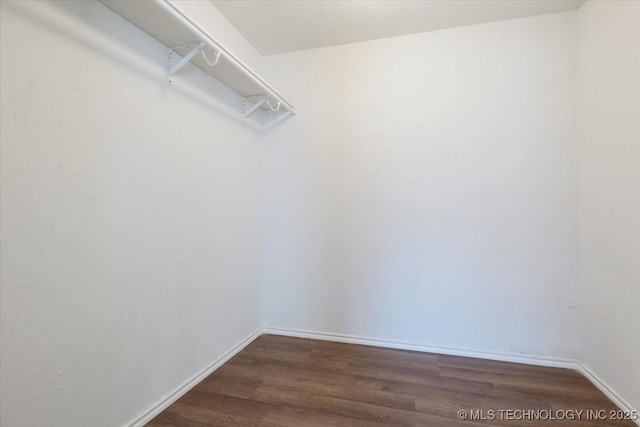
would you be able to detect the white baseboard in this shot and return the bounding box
[578,362,640,427]
[126,327,262,427]
[262,327,578,369]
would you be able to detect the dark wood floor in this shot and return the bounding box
[148,334,636,426]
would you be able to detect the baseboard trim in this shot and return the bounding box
[262,327,578,369]
[578,362,640,427]
[126,327,262,427]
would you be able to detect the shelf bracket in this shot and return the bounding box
[243,96,268,118]
[168,41,206,79]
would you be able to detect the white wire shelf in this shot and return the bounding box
[100,0,295,127]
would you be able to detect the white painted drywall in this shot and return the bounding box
[577,0,640,412]
[261,12,579,360]
[0,1,263,426]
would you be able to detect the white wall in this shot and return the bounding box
[577,0,640,412]
[262,12,579,361]
[0,1,263,426]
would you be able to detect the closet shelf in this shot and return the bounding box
[100,0,295,127]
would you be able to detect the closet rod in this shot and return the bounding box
[157,0,295,115]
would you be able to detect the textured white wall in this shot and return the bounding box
[262,11,579,360]
[577,0,640,412]
[0,1,262,426]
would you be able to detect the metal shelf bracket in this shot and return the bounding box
[167,41,222,84]
[168,42,206,82]
[243,96,268,118]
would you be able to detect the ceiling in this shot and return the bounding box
[211,0,584,55]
